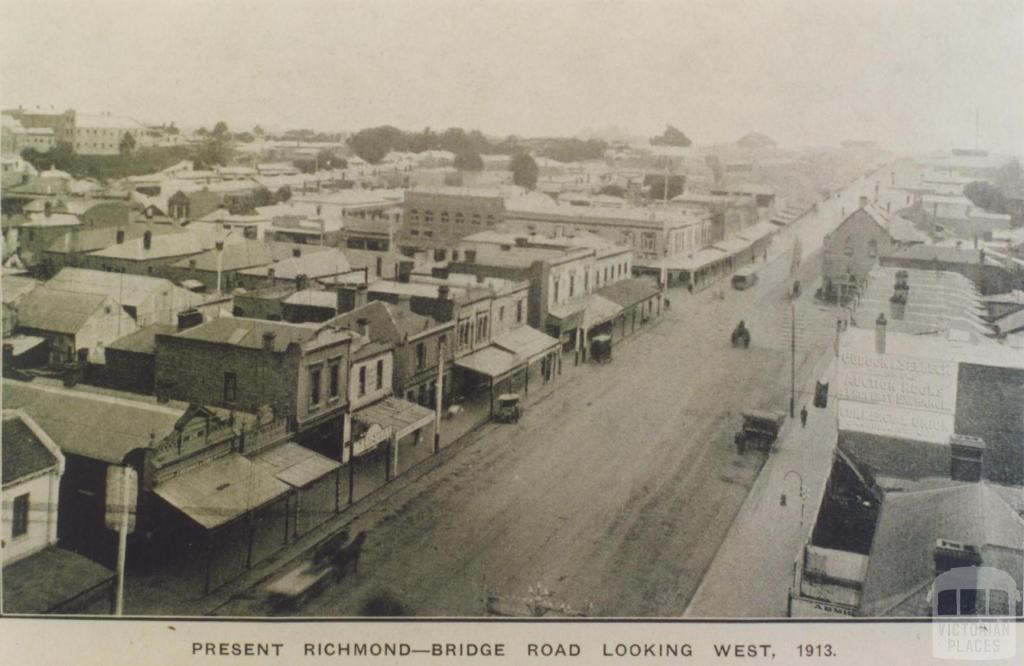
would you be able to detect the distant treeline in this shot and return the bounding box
[345,125,609,166]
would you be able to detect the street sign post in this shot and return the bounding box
[105,465,137,615]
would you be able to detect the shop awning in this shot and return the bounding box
[251,441,340,489]
[581,295,623,329]
[735,221,777,244]
[180,279,206,291]
[455,345,522,380]
[154,453,290,531]
[3,334,46,356]
[352,396,434,439]
[492,326,560,364]
[547,300,585,330]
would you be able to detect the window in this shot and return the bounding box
[553,277,560,303]
[328,361,340,398]
[310,367,322,405]
[223,372,237,402]
[868,239,878,257]
[499,306,505,322]
[416,342,426,369]
[376,359,384,390]
[516,300,524,323]
[458,318,472,348]
[12,493,29,538]
[358,366,366,396]
[476,312,490,343]
[843,238,854,257]
[375,257,383,277]
[584,269,589,291]
[569,273,576,298]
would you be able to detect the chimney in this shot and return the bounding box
[464,249,477,264]
[949,434,985,482]
[44,201,53,217]
[515,236,529,247]
[177,308,203,331]
[143,230,153,250]
[875,313,887,354]
[859,195,869,209]
[262,331,276,351]
[292,247,301,258]
[356,317,369,338]
[397,260,414,283]
[431,266,450,279]
[188,258,197,270]
[215,240,224,251]
[438,285,451,300]
[267,267,276,281]
[295,273,309,292]
[476,274,485,284]
[933,539,981,579]
[116,229,125,244]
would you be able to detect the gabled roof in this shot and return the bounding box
[239,248,352,280]
[88,231,210,261]
[15,286,109,334]
[1,275,42,305]
[327,300,444,345]
[2,411,61,485]
[2,380,186,463]
[169,239,275,272]
[46,268,196,310]
[44,224,176,255]
[107,324,177,355]
[596,277,661,308]
[859,483,1024,616]
[166,316,349,352]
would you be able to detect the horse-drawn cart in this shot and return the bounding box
[265,530,367,613]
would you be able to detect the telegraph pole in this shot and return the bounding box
[790,299,798,413]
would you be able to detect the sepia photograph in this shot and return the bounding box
[0,0,1022,662]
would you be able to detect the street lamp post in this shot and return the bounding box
[781,469,807,528]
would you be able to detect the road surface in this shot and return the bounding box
[219,171,885,617]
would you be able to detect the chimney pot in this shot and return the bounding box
[293,247,301,258]
[215,240,224,251]
[262,331,276,351]
[875,313,887,354]
[143,230,153,250]
[116,229,125,244]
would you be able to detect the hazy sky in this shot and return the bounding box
[2,0,1021,153]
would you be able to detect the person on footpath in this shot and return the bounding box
[800,405,808,428]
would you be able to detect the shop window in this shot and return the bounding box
[416,342,426,369]
[376,359,384,390]
[516,300,524,323]
[358,366,366,396]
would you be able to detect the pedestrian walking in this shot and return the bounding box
[800,405,808,427]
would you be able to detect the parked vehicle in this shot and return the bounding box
[734,410,786,453]
[494,393,522,423]
[731,321,751,348]
[590,334,612,364]
[731,266,759,290]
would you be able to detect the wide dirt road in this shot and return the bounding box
[251,251,822,617]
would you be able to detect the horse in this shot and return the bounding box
[333,530,368,580]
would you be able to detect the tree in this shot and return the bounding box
[454,150,484,171]
[964,181,1007,214]
[276,185,292,202]
[650,125,692,147]
[539,138,608,163]
[598,184,627,198]
[212,121,229,139]
[510,152,539,189]
[253,125,265,138]
[234,131,255,143]
[346,125,405,164]
[119,132,136,156]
